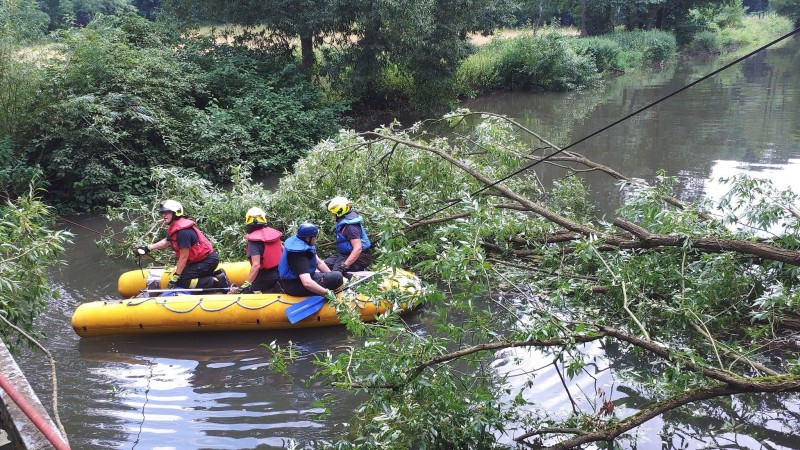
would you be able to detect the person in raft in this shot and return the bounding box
[134,199,230,291]
[277,222,343,301]
[229,207,283,295]
[323,196,372,275]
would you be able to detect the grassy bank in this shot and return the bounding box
[454,14,792,97]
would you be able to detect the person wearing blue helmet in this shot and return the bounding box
[277,222,343,300]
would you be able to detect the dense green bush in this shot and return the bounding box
[457,29,678,96]
[25,14,343,211]
[569,36,623,72]
[603,30,677,62]
[689,30,722,53]
[181,41,347,175]
[772,0,800,25]
[682,14,791,55]
[457,34,599,94]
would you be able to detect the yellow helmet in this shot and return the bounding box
[245,207,267,225]
[327,196,351,217]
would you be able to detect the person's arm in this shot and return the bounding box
[230,254,261,294]
[298,272,329,295]
[342,239,362,269]
[148,238,170,251]
[245,255,261,284]
[316,257,331,273]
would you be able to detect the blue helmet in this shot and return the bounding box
[296,222,319,238]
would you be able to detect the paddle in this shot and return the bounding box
[285,295,325,324]
[285,270,388,324]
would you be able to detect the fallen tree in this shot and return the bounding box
[106,111,800,449]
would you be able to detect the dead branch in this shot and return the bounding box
[363,132,601,238]
[454,111,710,218]
[788,204,800,221]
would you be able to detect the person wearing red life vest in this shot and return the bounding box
[134,200,230,291]
[229,207,283,294]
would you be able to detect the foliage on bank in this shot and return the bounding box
[2,1,796,213]
[683,12,793,55]
[104,112,800,448]
[2,13,344,211]
[457,12,791,96]
[0,184,73,352]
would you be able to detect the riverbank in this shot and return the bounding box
[346,14,793,131]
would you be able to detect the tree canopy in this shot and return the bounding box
[170,0,518,110]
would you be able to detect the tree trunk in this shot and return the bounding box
[646,5,657,30]
[300,35,314,73]
[580,0,588,37]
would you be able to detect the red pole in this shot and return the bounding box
[0,373,71,450]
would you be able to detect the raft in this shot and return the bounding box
[72,267,421,337]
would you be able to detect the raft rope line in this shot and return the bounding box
[411,26,800,225]
[124,294,375,314]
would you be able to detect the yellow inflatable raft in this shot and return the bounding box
[72,268,421,337]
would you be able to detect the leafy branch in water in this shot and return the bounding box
[106,111,800,449]
[0,183,73,349]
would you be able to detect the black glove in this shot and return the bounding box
[135,246,150,256]
[340,262,350,272]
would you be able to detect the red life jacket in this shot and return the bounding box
[246,227,283,269]
[167,217,214,263]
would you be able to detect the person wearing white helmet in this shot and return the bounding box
[135,199,229,291]
[228,207,284,295]
[324,196,372,274]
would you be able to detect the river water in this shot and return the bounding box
[15,35,800,449]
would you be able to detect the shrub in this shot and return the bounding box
[688,30,722,53]
[457,34,599,94]
[26,15,344,211]
[570,37,622,72]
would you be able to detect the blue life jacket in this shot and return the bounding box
[335,212,371,254]
[278,235,317,280]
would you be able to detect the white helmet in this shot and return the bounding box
[159,199,184,217]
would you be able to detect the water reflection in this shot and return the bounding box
[74,329,362,449]
[463,37,800,217]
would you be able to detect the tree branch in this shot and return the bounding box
[524,380,800,450]
[613,218,800,265]
[403,212,472,232]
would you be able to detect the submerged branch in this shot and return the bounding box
[524,379,800,450]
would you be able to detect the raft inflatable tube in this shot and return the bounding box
[73,269,421,337]
[118,261,252,298]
